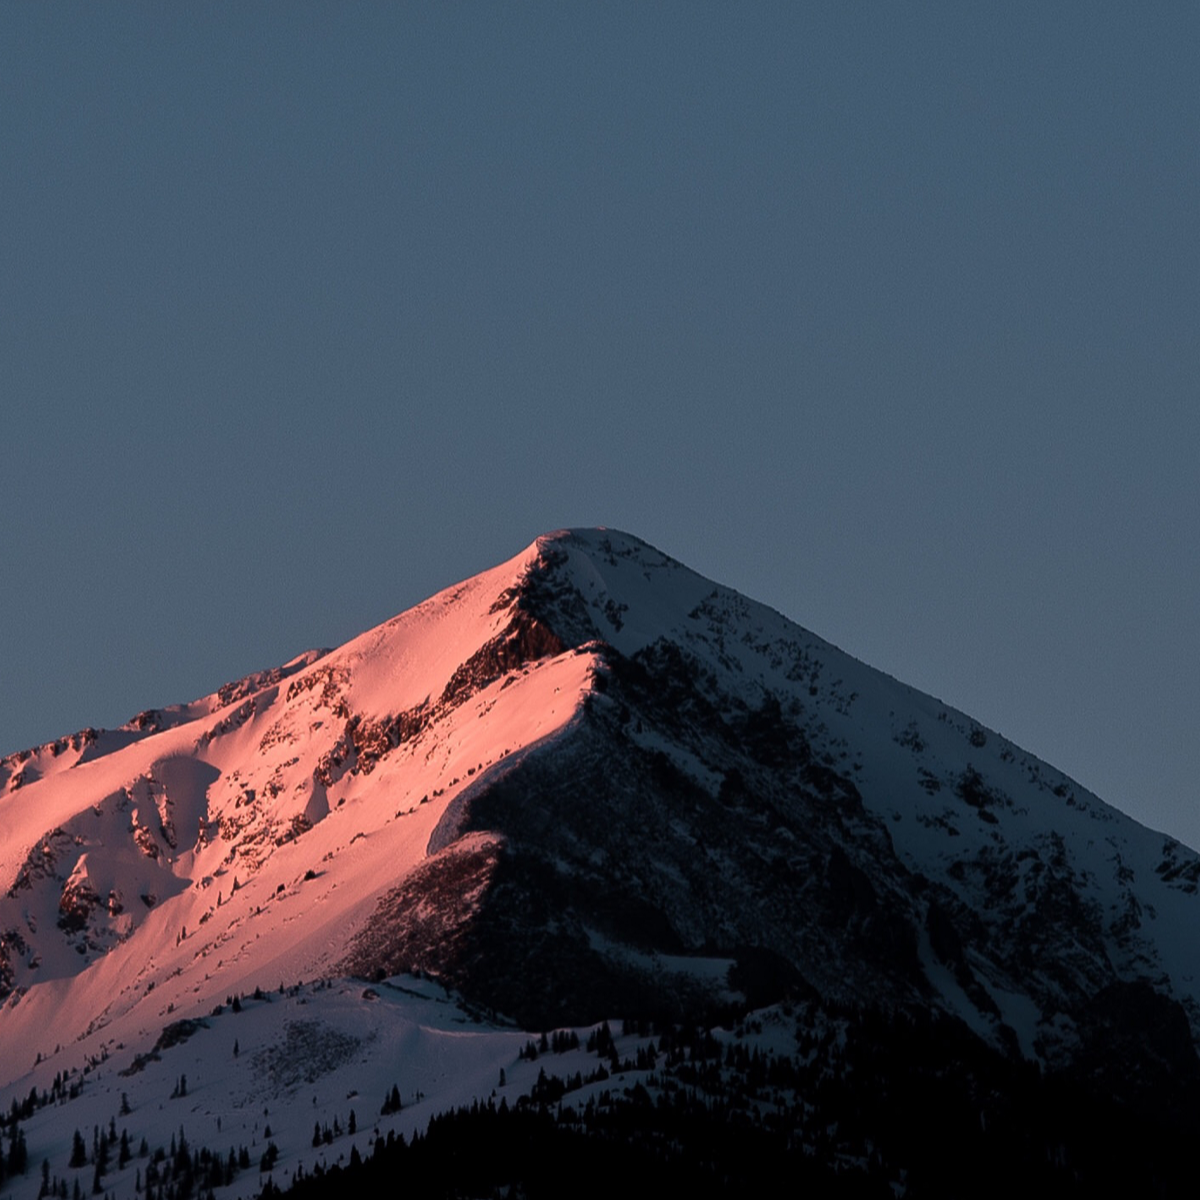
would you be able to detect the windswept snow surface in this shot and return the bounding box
[0,535,593,1070]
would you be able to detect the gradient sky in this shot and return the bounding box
[3,6,1198,846]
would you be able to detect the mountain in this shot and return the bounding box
[2,527,1199,1196]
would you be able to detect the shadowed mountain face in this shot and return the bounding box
[331,537,1200,1078]
[2,529,1199,1112]
[339,652,925,1028]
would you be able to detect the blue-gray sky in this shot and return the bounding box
[3,6,1198,845]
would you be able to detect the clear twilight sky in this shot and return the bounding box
[2,7,1198,845]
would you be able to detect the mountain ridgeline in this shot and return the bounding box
[2,528,1199,1196]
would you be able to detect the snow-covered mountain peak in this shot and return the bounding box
[3,527,1200,1139]
[4,528,1200,1198]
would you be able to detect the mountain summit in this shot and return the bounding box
[3,528,1200,1165]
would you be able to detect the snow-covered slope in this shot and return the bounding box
[3,527,1199,1185]
[0,533,589,1065]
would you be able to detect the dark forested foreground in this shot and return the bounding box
[259,1005,1196,1200]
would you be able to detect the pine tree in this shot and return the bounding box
[8,1129,29,1176]
[69,1132,87,1170]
